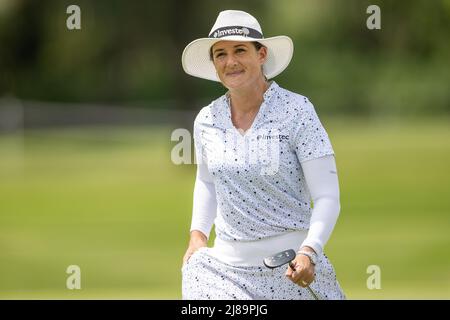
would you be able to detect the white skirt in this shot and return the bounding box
[182,231,345,300]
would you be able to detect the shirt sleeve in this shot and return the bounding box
[292,99,334,163]
[190,120,217,239]
[299,155,341,255]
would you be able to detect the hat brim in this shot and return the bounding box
[182,35,294,82]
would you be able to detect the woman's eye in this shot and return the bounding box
[236,48,246,53]
[215,53,225,59]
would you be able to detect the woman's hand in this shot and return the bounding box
[285,247,316,287]
[182,230,208,266]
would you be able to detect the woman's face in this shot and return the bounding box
[211,41,267,90]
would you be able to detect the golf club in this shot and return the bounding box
[263,249,320,300]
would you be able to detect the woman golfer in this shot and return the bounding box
[181,10,345,300]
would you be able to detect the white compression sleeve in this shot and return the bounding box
[299,155,341,256]
[190,159,217,239]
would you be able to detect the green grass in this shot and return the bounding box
[0,119,449,299]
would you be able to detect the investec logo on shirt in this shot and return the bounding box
[256,134,289,141]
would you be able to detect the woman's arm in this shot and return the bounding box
[299,154,341,256]
[183,128,218,265]
[286,154,340,286]
[190,160,217,239]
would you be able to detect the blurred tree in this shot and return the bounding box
[0,0,448,116]
[0,0,44,96]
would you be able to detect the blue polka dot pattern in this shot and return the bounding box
[193,81,335,242]
[182,247,345,300]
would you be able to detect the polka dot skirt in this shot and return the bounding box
[182,247,345,300]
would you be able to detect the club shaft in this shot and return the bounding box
[306,286,319,300]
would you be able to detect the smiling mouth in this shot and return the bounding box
[226,70,244,77]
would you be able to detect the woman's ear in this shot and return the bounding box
[259,46,268,64]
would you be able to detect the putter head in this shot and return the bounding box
[263,249,296,269]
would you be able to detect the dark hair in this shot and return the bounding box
[209,41,265,61]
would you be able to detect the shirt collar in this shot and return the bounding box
[263,80,279,102]
[222,80,279,106]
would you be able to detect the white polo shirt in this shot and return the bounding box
[192,81,334,242]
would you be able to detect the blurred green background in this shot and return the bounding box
[0,0,449,299]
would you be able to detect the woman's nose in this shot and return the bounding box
[225,54,238,67]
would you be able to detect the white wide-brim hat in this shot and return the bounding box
[182,10,294,82]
